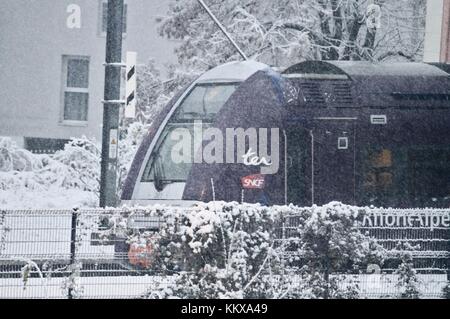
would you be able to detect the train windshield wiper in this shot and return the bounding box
[175,111,207,120]
[153,155,167,191]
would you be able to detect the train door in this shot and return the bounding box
[286,127,312,206]
[286,119,356,206]
[312,119,356,205]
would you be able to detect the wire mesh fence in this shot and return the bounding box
[0,206,448,299]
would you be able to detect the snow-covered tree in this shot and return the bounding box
[134,59,170,124]
[160,0,425,73]
[133,59,193,126]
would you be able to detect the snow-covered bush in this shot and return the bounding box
[0,138,50,192]
[0,137,100,208]
[146,202,283,299]
[0,130,147,208]
[140,202,384,299]
[52,137,100,193]
[0,136,100,193]
[443,283,450,299]
[393,243,421,299]
[280,202,384,298]
[0,138,42,173]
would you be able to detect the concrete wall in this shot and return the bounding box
[0,0,176,143]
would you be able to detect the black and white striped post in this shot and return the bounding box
[125,51,137,119]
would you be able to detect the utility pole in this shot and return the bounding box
[100,0,124,207]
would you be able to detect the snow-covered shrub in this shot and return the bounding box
[0,137,100,208]
[393,243,421,299]
[143,202,384,299]
[52,137,100,193]
[0,138,42,173]
[143,202,286,299]
[443,283,450,299]
[0,138,50,191]
[281,202,385,299]
[0,136,100,193]
[0,131,146,208]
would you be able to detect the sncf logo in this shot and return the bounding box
[241,174,265,189]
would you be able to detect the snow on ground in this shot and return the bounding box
[0,275,167,299]
[0,186,97,210]
[0,209,115,260]
[0,137,99,210]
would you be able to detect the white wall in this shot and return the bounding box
[423,0,444,62]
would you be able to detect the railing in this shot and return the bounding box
[0,206,448,299]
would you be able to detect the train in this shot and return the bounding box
[122,60,450,209]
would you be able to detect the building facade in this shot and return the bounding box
[424,0,450,63]
[0,0,176,152]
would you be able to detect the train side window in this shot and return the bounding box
[407,148,450,206]
[141,124,198,184]
[361,148,395,205]
[361,147,450,207]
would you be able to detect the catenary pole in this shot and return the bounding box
[99,0,124,207]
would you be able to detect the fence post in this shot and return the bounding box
[447,222,450,297]
[68,208,79,299]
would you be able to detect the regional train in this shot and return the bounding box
[122,60,450,209]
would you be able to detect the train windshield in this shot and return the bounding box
[141,82,238,186]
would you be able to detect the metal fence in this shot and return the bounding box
[0,207,448,299]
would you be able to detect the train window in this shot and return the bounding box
[407,148,450,206]
[141,83,238,186]
[361,148,394,205]
[360,147,450,207]
[141,125,200,184]
[171,83,238,122]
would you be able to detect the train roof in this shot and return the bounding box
[282,61,450,108]
[196,60,269,83]
[283,60,450,78]
[427,63,450,74]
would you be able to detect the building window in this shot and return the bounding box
[100,1,127,35]
[62,56,90,123]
